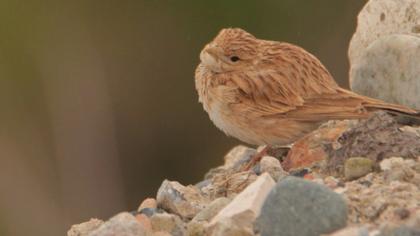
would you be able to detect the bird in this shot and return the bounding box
[195,28,419,168]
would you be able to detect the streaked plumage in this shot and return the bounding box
[195,28,419,146]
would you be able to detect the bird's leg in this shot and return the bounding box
[243,145,272,171]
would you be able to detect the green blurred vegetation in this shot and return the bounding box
[0,1,366,235]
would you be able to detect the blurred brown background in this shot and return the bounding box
[0,1,366,235]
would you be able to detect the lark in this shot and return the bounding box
[195,28,419,167]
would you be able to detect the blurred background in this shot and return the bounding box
[0,1,366,235]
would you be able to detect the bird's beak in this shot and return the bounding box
[200,44,218,65]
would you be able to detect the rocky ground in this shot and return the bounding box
[68,112,420,236]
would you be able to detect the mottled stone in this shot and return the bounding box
[256,177,347,236]
[208,173,275,233]
[156,180,208,219]
[67,218,104,236]
[344,157,374,180]
[349,0,420,76]
[210,218,254,236]
[350,34,420,109]
[89,212,148,236]
[378,226,420,236]
[150,213,185,236]
[284,120,355,170]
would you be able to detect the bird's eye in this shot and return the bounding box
[230,56,240,62]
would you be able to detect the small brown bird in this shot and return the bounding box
[195,28,418,162]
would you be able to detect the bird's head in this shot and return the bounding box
[199,28,260,73]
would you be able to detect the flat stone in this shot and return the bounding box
[89,212,148,236]
[67,218,104,236]
[156,180,208,219]
[260,156,288,181]
[208,173,275,233]
[344,157,374,180]
[350,34,420,109]
[210,218,254,236]
[349,0,420,76]
[256,177,348,236]
[150,213,186,236]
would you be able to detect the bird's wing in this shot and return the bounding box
[229,69,372,121]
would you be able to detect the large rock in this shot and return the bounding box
[349,0,420,69]
[255,177,348,236]
[208,173,275,233]
[350,34,420,109]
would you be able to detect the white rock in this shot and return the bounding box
[350,34,420,109]
[349,0,420,68]
[379,157,405,171]
[207,173,275,232]
[89,212,147,236]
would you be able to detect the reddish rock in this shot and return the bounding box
[283,120,354,170]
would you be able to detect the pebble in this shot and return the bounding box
[255,177,348,236]
[260,156,287,181]
[156,180,209,219]
[67,218,104,236]
[344,157,374,180]
[89,212,148,236]
[150,212,186,236]
[138,198,157,211]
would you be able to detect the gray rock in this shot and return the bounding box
[255,177,348,236]
[349,0,420,74]
[89,212,147,236]
[156,180,209,219]
[350,34,420,109]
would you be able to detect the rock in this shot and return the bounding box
[259,156,288,181]
[328,226,369,236]
[156,180,208,219]
[379,226,420,236]
[283,120,355,170]
[344,157,374,180]
[380,157,405,171]
[223,145,256,170]
[208,173,275,233]
[350,34,420,109]
[325,112,420,175]
[138,198,157,211]
[67,218,104,236]
[349,0,420,76]
[89,212,148,236]
[135,214,152,231]
[150,213,186,236]
[210,218,254,236]
[186,220,207,236]
[192,197,231,222]
[256,177,348,236]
